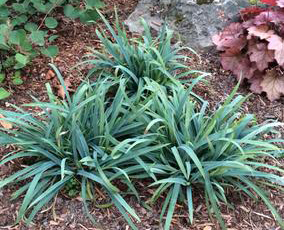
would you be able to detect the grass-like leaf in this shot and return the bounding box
[79,10,209,90]
[139,80,284,229]
[0,69,160,227]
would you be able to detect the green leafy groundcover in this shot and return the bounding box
[0,0,104,100]
[0,0,104,72]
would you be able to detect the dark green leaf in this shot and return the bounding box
[41,45,58,58]
[48,35,58,42]
[0,87,10,100]
[64,5,80,19]
[24,22,38,32]
[29,30,45,46]
[45,17,58,29]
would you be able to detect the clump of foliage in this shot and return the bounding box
[213,0,284,101]
[0,69,283,229]
[82,11,207,89]
[0,65,164,228]
[1,15,284,230]
[0,0,104,72]
[140,80,284,229]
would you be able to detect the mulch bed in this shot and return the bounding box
[0,0,283,229]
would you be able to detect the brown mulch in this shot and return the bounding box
[0,0,284,230]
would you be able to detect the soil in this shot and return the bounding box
[0,0,283,230]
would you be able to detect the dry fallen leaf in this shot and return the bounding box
[56,78,72,99]
[57,85,65,99]
[0,114,12,129]
[46,70,56,80]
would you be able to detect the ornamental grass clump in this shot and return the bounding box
[139,80,284,230]
[0,66,163,229]
[81,11,206,89]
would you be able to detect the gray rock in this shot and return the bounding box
[124,0,163,34]
[125,0,249,50]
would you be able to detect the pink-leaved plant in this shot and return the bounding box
[213,0,284,101]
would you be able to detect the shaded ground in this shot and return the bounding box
[0,0,283,229]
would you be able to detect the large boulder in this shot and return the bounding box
[125,0,250,50]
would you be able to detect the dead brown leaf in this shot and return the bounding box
[56,78,72,99]
[46,70,56,80]
[57,85,65,99]
[0,114,12,129]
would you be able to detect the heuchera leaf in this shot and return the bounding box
[213,2,284,101]
[248,71,263,94]
[255,10,284,25]
[267,35,284,66]
[212,23,246,51]
[221,50,256,80]
[247,25,274,40]
[248,41,274,71]
[260,69,284,101]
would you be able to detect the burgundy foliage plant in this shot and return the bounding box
[213,0,284,101]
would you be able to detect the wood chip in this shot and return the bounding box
[203,226,212,230]
[49,221,59,226]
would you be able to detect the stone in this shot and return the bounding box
[125,0,250,50]
[124,0,163,34]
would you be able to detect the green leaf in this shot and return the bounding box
[85,0,105,8]
[0,87,10,100]
[32,2,47,13]
[41,45,59,58]
[0,34,8,50]
[45,17,58,29]
[20,39,33,52]
[48,35,58,42]
[79,9,100,23]
[0,73,5,83]
[9,30,26,45]
[186,186,194,224]
[12,77,23,85]
[14,53,28,69]
[0,24,9,35]
[12,3,27,13]
[29,30,45,46]
[9,29,31,52]
[0,6,9,18]
[16,171,43,222]
[3,56,15,68]
[0,0,8,6]
[164,183,180,230]
[24,22,38,32]
[15,54,28,66]
[12,15,28,26]
[64,5,80,19]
